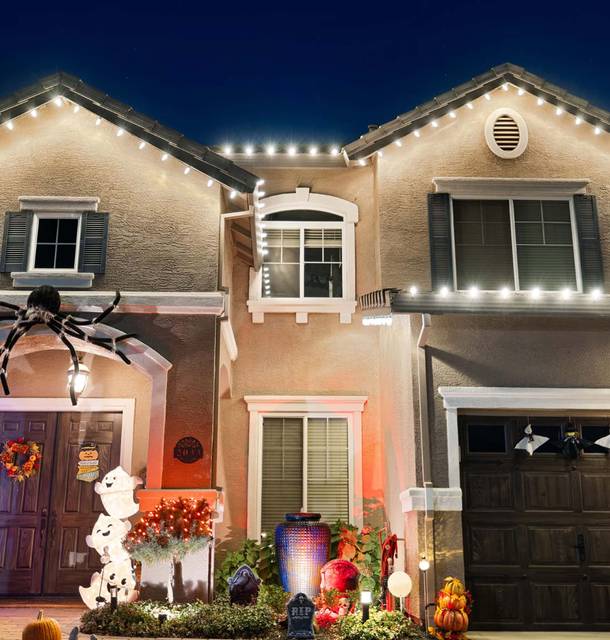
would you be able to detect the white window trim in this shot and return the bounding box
[248,188,358,324]
[449,194,583,293]
[27,211,82,273]
[245,395,367,540]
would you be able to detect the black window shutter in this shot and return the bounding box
[573,194,604,290]
[0,211,33,272]
[428,192,453,290]
[78,212,109,274]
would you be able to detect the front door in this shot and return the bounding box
[0,411,122,596]
[460,415,610,631]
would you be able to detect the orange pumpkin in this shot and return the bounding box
[437,593,467,610]
[434,608,469,632]
[441,576,466,597]
[22,610,62,640]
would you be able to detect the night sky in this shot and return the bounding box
[2,1,610,148]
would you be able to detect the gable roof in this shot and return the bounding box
[344,62,610,160]
[0,72,259,193]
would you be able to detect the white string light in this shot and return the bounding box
[116,128,125,137]
[409,285,418,297]
[138,141,146,150]
[575,117,582,125]
[5,121,13,131]
[184,166,191,175]
[54,97,63,107]
[537,97,544,106]
[95,117,102,126]
[30,109,38,118]
[207,179,214,188]
[330,146,339,156]
[161,152,169,161]
[266,144,276,155]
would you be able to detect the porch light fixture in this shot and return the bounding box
[67,359,90,396]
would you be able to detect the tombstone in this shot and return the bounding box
[287,593,315,639]
[228,564,261,605]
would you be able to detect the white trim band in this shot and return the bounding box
[433,177,590,198]
[400,487,463,512]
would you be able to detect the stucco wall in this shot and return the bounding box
[377,89,610,289]
[0,104,222,291]
[5,348,151,475]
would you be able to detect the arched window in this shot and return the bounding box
[248,188,358,324]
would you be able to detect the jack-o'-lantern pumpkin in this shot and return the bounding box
[22,610,62,640]
[79,449,98,461]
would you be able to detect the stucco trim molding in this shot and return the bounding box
[261,188,359,223]
[11,271,94,289]
[438,386,610,490]
[400,487,463,512]
[433,177,590,198]
[245,395,367,539]
[19,196,100,212]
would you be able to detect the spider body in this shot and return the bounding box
[0,286,135,405]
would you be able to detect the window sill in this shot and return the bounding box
[11,271,95,289]
[247,298,356,324]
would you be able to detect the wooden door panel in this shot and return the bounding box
[581,474,610,510]
[469,580,524,625]
[43,412,121,594]
[522,472,574,511]
[590,583,610,623]
[531,582,582,624]
[464,472,514,510]
[0,413,57,595]
[469,526,520,566]
[587,528,610,564]
[527,526,579,566]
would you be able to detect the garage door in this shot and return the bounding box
[460,415,610,631]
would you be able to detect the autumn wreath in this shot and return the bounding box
[0,438,42,481]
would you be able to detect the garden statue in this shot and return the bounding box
[79,558,137,609]
[380,532,398,610]
[94,466,143,519]
[85,513,131,562]
[228,564,261,605]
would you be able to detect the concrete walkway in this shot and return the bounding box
[0,602,84,640]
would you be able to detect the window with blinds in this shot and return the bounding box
[452,198,579,291]
[260,416,350,535]
[304,229,343,297]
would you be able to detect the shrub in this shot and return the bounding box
[216,538,280,590]
[336,609,428,640]
[80,599,278,638]
[258,583,291,616]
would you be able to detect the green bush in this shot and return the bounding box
[258,583,291,616]
[216,538,280,591]
[336,609,427,640]
[80,599,278,638]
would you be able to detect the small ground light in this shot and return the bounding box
[360,590,372,622]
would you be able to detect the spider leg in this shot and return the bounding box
[48,318,136,358]
[0,301,21,312]
[48,324,80,405]
[56,291,121,326]
[0,321,38,396]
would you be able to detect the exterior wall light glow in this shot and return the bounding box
[116,128,125,137]
[560,288,572,300]
[229,190,237,199]
[409,286,418,297]
[518,88,525,96]
[413,130,420,137]
[54,96,63,106]
[5,121,14,131]
[595,126,602,135]
[499,287,511,299]
[161,152,169,161]
[223,145,233,155]
[95,117,102,126]
[245,145,254,156]
[448,110,456,118]
[468,286,479,298]
[575,117,582,125]
[556,107,563,116]
[30,109,38,118]
[358,158,366,166]
[537,98,544,106]
[330,146,339,156]
[466,102,474,109]
[266,144,276,155]
[484,93,491,101]
[377,150,383,157]
[529,287,541,300]
[73,105,80,113]
[431,120,438,128]
[287,145,297,156]
[309,146,318,156]
[591,288,602,300]
[438,286,450,298]
[256,179,265,186]
[394,140,402,147]
[67,361,90,396]
[184,166,191,175]
[502,82,509,91]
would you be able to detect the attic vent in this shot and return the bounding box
[485,108,528,159]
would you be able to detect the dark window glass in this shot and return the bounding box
[262,229,300,298]
[265,210,342,222]
[514,200,576,291]
[34,216,79,269]
[467,424,507,453]
[453,200,514,290]
[528,424,562,453]
[582,425,610,453]
[305,263,343,298]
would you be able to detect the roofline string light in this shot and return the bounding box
[404,285,605,302]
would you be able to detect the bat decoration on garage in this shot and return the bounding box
[514,424,549,455]
[594,431,610,450]
[0,285,136,405]
[553,426,592,459]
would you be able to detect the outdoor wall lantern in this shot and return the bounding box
[67,358,90,395]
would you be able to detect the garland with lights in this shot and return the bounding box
[125,497,214,564]
[0,437,41,481]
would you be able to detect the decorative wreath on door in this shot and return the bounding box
[0,438,42,481]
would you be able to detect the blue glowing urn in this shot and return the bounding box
[275,512,330,597]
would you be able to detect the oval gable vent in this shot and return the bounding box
[485,108,528,158]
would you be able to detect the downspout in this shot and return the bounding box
[416,313,435,623]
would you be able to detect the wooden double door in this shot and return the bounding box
[460,415,610,631]
[0,411,121,595]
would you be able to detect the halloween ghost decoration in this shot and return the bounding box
[514,424,549,455]
[594,432,610,450]
[228,565,261,605]
[94,466,142,519]
[85,513,131,562]
[79,558,137,609]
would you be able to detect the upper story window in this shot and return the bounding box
[452,198,581,292]
[0,197,109,289]
[29,213,81,271]
[248,188,358,324]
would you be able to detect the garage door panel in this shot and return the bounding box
[464,472,514,510]
[587,528,610,564]
[531,582,582,624]
[590,583,610,622]
[469,525,520,566]
[522,472,574,511]
[581,474,610,511]
[527,526,579,565]
[469,579,524,625]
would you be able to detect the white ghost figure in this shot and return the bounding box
[514,424,549,455]
[86,513,131,562]
[94,466,142,519]
[595,433,610,449]
[79,559,137,609]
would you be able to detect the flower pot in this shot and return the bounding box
[275,512,330,597]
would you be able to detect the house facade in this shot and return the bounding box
[1,64,610,632]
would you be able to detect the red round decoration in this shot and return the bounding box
[320,559,360,593]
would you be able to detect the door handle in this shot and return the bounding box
[573,534,586,562]
[40,508,47,543]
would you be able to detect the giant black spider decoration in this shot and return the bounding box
[0,285,136,405]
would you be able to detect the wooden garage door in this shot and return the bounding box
[460,415,610,632]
